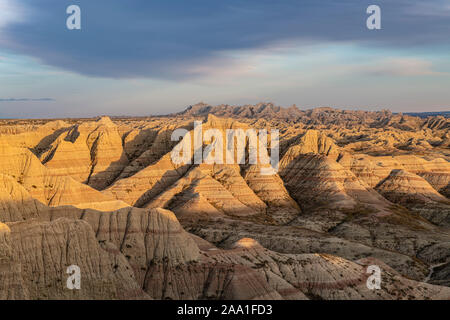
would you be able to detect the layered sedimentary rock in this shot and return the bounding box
[3,206,448,300]
[0,222,28,300]
[279,130,391,212]
[375,170,450,226]
[1,104,450,300]
[210,165,267,213]
[280,153,390,211]
[177,102,395,126]
[0,137,125,210]
[339,154,450,198]
[1,218,148,299]
[0,120,71,152]
[376,169,449,204]
[0,191,281,299]
[281,130,341,160]
[118,125,184,180]
[146,165,259,217]
[216,240,450,300]
[243,164,300,224]
[0,174,43,222]
[105,153,191,207]
[41,116,129,190]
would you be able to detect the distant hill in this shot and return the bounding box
[175,102,394,124]
[404,111,450,118]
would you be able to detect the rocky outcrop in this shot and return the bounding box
[0,120,71,153]
[118,125,184,180]
[1,218,148,299]
[244,164,301,224]
[209,237,450,300]
[0,138,124,210]
[339,154,450,197]
[177,102,304,121]
[281,130,340,160]
[280,153,390,211]
[375,170,450,226]
[41,117,129,190]
[176,103,395,127]
[105,153,191,207]
[0,174,44,222]
[146,165,259,217]
[1,107,450,300]
[376,169,449,204]
[0,197,281,299]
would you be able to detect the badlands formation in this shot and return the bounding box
[1,103,450,300]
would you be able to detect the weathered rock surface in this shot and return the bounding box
[375,170,450,226]
[280,153,390,211]
[1,105,450,300]
[1,218,148,299]
[0,138,124,210]
[41,117,129,190]
[147,165,259,217]
[338,154,450,197]
[281,130,341,160]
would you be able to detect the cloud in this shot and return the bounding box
[360,58,443,76]
[0,98,55,102]
[1,0,449,80]
[0,0,23,28]
[406,0,450,17]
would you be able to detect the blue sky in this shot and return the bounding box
[0,0,450,118]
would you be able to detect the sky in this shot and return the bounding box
[0,0,450,118]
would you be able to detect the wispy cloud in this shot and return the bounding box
[0,0,24,28]
[359,58,444,77]
[406,0,450,17]
[0,98,55,102]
